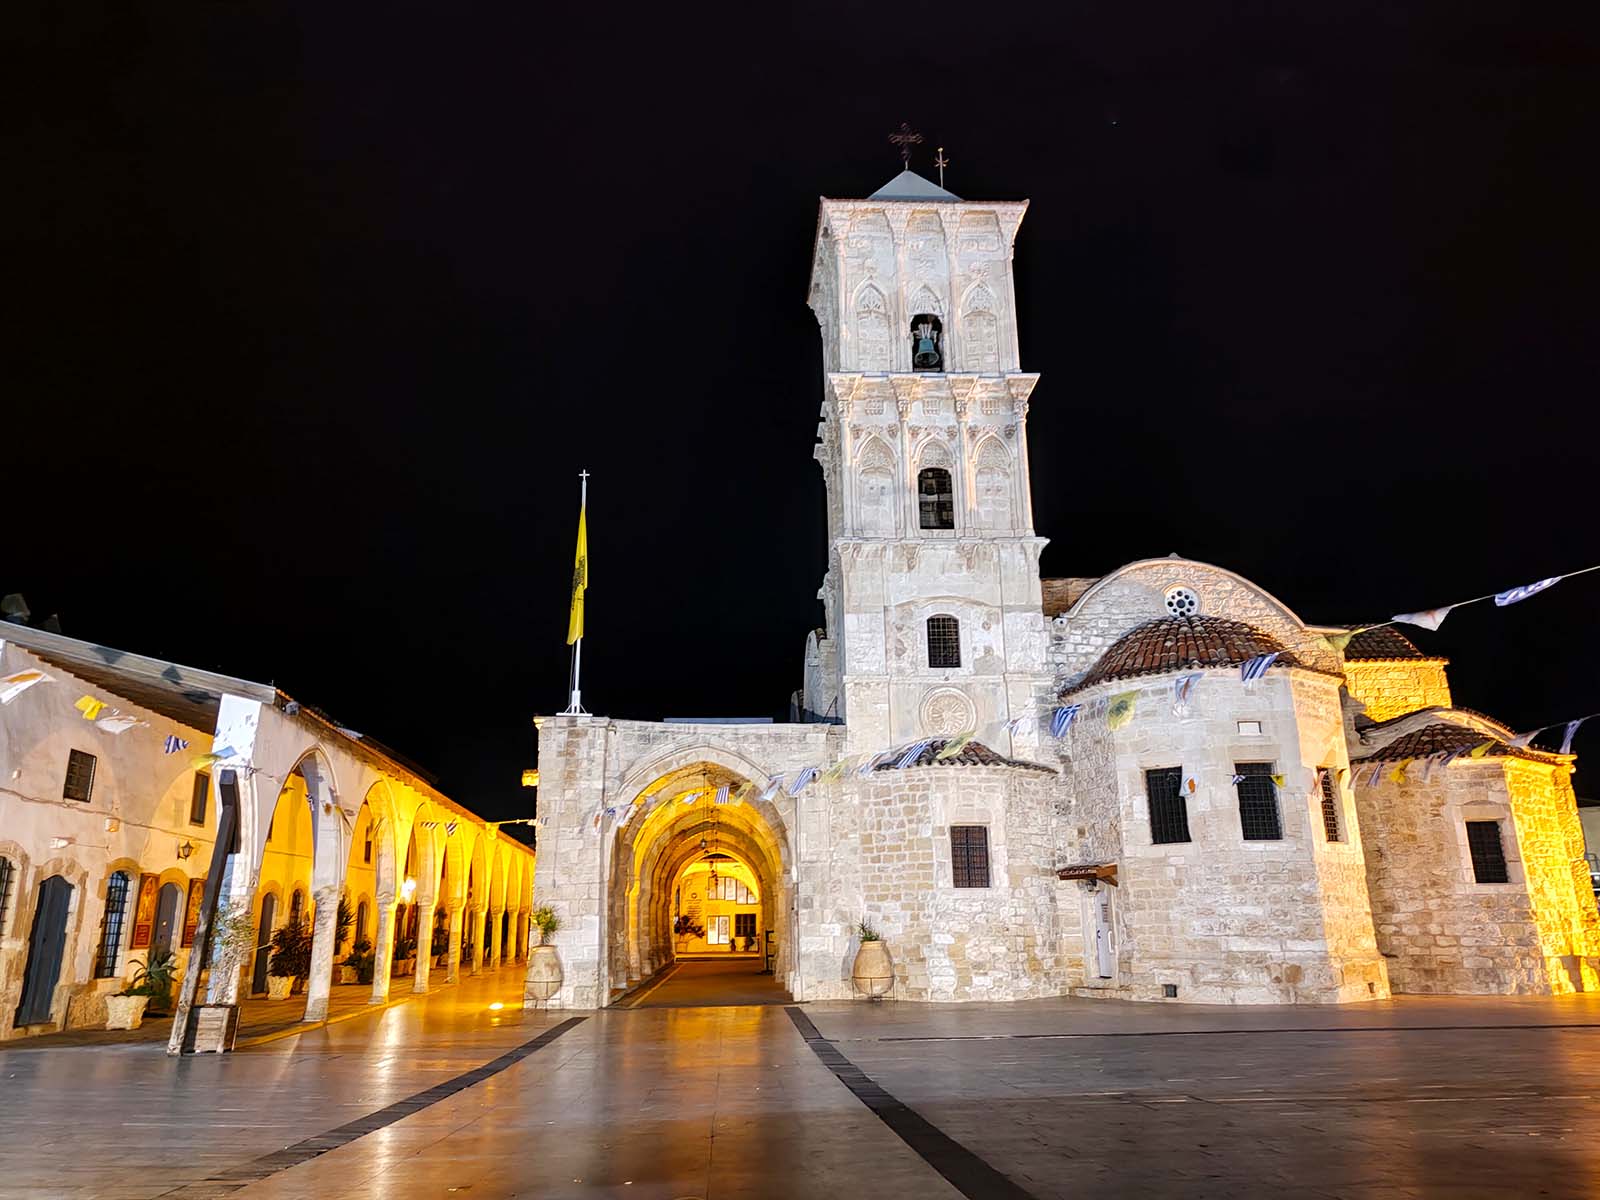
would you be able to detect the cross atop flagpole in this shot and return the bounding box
[561,470,590,715]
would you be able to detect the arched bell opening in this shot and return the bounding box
[910,312,944,371]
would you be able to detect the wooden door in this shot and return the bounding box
[153,883,182,954]
[16,876,72,1026]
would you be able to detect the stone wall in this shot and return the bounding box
[1343,660,1452,721]
[857,765,1062,1001]
[1058,669,1387,1004]
[1356,763,1551,993]
[1504,759,1600,991]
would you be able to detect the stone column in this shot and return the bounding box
[368,900,396,1005]
[488,908,504,968]
[412,900,436,994]
[469,908,488,975]
[303,884,341,1022]
[446,906,464,983]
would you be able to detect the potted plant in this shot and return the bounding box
[525,905,562,1003]
[851,921,893,999]
[267,916,312,999]
[339,936,373,985]
[391,935,417,977]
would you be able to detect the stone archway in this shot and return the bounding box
[604,754,794,1003]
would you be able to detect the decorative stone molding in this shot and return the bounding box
[921,688,976,737]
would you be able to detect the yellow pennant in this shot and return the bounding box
[935,731,975,760]
[1468,740,1495,759]
[1320,628,1362,653]
[1388,758,1413,784]
[1270,773,1287,788]
[74,695,107,721]
[1106,691,1139,731]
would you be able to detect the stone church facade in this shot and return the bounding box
[528,169,1598,1008]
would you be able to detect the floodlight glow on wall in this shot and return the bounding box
[401,877,417,903]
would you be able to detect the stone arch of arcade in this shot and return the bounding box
[606,753,794,1001]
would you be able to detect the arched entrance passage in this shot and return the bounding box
[606,756,794,1002]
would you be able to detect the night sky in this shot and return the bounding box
[8,6,1599,821]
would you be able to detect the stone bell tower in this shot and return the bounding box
[801,165,1052,757]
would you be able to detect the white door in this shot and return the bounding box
[1093,890,1115,979]
[709,916,730,945]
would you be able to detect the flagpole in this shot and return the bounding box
[564,470,589,715]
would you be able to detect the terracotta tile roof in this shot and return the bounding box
[1351,722,1568,766]
[1065,616,1304,696]
[871,738,1056,774]
[1342,626,1444,662]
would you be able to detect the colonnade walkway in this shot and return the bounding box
[7,979,1600,1197]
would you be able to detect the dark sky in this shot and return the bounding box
[7,5,1599,819]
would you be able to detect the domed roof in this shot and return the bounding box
[1065,615,1303,696]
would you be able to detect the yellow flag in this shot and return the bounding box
[566,506,588,645]
[1106,690,1139,731]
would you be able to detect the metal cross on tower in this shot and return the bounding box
[889,122,923,168]
[934,147,949,187]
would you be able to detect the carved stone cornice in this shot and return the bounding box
[1005,373,1040,414]
[889,375,921,419]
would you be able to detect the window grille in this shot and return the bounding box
[734,912,756,940]
[95,871,131,978]
[1234,762,1283,840]
[1145,767,1191,844]
[951,825,991,888]
[363,826,373,864]
[190,772,210,825]
[63,749,97,802]
[289,889,305,926]
[0,858,12,936]
[927,615,961,669]
[1466,820,1510,883]
[918,467,955,529]
[1318,769,1343,842]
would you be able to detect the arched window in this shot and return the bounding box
[974,439,1013,529]
[289,888,305,927]
[910,313,944,371]
[857,438,896,534]
[927,615,961,668]
[356,900,369,947]
[962,285,1000,372]
[918,467,955,530]
[95,871,131,978]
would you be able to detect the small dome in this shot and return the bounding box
[1066,615,1302,695]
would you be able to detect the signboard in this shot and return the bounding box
[181,877,205,947]
[130,873,159,949]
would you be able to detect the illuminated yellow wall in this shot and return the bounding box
[1343,660,1452,722]
[1506,760,1600,993]
[674,860,760,954]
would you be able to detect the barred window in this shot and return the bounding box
[63,749,97,803]
[1466,820,1510,883]
[1234,762,1283,841]
[363,824,373,864]
[1145,768,1191,844]
[927,615,961,669]
[1318,769,1343,842]
[0,857,12,936]
[95,871,131,978]
[918,467,955,530]
[734,912,756,939]
[190,772,210,825]
[951,825,990,888]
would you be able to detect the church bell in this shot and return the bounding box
[912,320,941,369]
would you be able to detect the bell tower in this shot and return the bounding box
[802,165,1051,757]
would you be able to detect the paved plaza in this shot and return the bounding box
[5,969,1600,1199]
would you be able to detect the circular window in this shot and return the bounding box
[1165,587,1200,617]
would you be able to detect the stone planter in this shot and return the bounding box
[852,940,894,998]
[266,975,294,1001]
[337,965,358,984]
[104,994,150,1030]
[525,944,562,1003]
